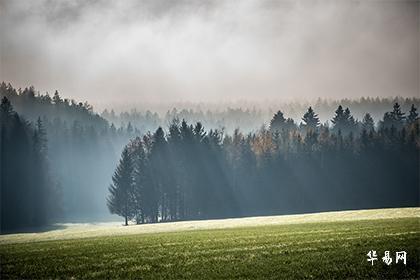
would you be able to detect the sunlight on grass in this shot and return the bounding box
[1,207,418,244]
[0,208,419,279]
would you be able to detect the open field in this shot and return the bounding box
[1,208,419,279]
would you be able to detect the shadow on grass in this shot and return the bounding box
[0,224,67,235]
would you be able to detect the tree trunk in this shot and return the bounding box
[125,215,128,226]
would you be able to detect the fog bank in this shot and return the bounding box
[1,0,418,108]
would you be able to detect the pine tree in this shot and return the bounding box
[130,138,147,224]
[0,96,13,121]
[148,127,168,221]
[107,147,135,225]
[344,108,357,134]
[52,90,62,105]
[269,110,286,133]
[381,102,406,130]
[167,119,182,220]
[332,106,357,135]
[301,106,320,131]
[362,113,374,132]
[406,104,418,125]
[331,105,345,130]
[390,102,405,129]
[391,102,405,122]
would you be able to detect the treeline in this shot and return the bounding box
[0,82,107,128]
[1,97,60,232]
[108,103,419,224]
[102,97,420,134]
[1,81,419,227]
[0,83,136,222]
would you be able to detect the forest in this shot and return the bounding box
[1,82,419,230]
[0,82,132,229]
[102,98,420,134]
[107,104,419,224]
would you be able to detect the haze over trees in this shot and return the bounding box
[101,98,420,134]
[1,97,60,232]
[0,82,134,223]
[1,82,419,229]
[108,105,419,224]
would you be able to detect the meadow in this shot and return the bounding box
[1,208,419,279]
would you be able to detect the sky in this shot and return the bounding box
[0,0,419,109]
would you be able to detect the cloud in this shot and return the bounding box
[0,0,418,108]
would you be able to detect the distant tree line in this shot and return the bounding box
[108,103,419,225]
[102,97,420,134]
[1,97,60,232]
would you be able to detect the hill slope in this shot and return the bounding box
[1,207,418,244]
[1,208,419,279]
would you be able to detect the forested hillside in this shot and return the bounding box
[0,83,135,223]
[0,97,60,231]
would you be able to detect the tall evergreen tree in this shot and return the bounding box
[107,147,135,226]
[301,107,320,131]
[381,102,406,130]
[331,105,345,132]
[406,104,418,125]
[150,127,168,221]
[362,113,375,132]
[391,102,405,123]
[269,111,286,133]
[130,137,147,224]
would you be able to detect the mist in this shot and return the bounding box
[1,0,418,109]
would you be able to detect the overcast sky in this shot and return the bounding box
[0,0,418,108]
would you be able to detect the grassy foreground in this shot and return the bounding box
[0,210,419,279]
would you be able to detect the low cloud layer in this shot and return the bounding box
[0,0,418,108]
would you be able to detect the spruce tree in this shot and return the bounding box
[406,104,418,125]
[107,147,135,225]
[130,138,147,224]
[302,106,320,131]
[362,113,374,132]
[381,102,406,130]
[331,105,345,131]
[269,110,286,133]
[391,102,405,129]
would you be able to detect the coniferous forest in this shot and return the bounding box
[0,83,132,230]
[1,98,59,231]
[107,104,419,224]
[1,82,419,230]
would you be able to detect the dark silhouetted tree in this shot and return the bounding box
[270,111,286,132]
[406,104,418,125]
[107,147,135,226]
[301,106,320,131]
[362,113,375,132]
[1,97,59,231]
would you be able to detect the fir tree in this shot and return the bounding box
[302,107,320,131]
[107,147,135,226]
[269,110,286,133]
[406,104,418,125]
[362,113,375,132]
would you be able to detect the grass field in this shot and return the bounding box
[0,208,419,279]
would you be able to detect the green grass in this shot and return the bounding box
[1,217,419,279]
